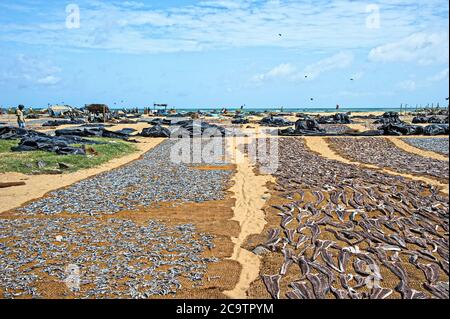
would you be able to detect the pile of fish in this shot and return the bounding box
[327,137,449,182]
[260,117,294,127]
[0,218,217,298]
[403,137,449,156]
[254,138,448,299]
[16,139,232,216]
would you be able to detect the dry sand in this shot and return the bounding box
[0,137,164,214]
[223,138,274,299]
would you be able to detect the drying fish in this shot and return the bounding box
[312,190,326,207]
[321,249,342,273]
[262,275,281,299]
[338,250,350,273]
[370,287,393,299]
[307,273,328,299]
[281,215,295,229]
[255,138,448,300]
[290,281,315,299]
[312,240,336,260]
[280,247,296,275]
[423,281,449,299]
[330,286,349,299]
[417,263,441,284]
[296,234,309,250]
[284,229,296,246]
[264,229,282,251]
[298,256,311,279]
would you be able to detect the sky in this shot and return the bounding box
[0,0,449,109]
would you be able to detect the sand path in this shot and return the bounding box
[0,138,164,214]
[304,136,449,195]
[223,138,274,299]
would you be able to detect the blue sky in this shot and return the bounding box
[0,0,448,109]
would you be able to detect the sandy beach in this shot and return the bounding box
[1,111,449,300]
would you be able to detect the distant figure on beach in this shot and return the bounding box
[16,105,26,128]
[336,104,340,110]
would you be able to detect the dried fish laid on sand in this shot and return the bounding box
[0,218,217,299]
[402,138,449,156]
[328,137,449,182]
[15,139,232,216]
[256,138,448,299]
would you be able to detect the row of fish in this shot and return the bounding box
[327,137,449,182]
[255,138,448,299]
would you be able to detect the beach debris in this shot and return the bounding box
[0,182,26,188]
[115,128,137,135]
[11,136,87,155]
[37,160,47,169]
[58,162,72,170]
[42,119,86,127]
[260,116,293,127]
[412,116,448,124]
[231,117,249,125]
[373,112,403,125]
[0,126,47,140]
[279,118,325,136]
[55,127,131,140]
[170,120,227,137]
[317,113,352,124]
[140,125,171,138]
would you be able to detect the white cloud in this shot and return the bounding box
[369,32,449,65]
[37,75,61,85]
[0,54,62,87]
[302,52,354,80]
[398,80,417,91]
[427,68,450,82]
[251,52,354,84]
[0,0,448,54]
[252,63,297,82]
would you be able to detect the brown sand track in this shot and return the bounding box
[0,138,165,214]
[223,140,274,299]
[303,137,448,195]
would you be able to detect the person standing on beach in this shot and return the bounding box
[16,105,26,128]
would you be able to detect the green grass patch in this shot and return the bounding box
[0,138,138,174]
